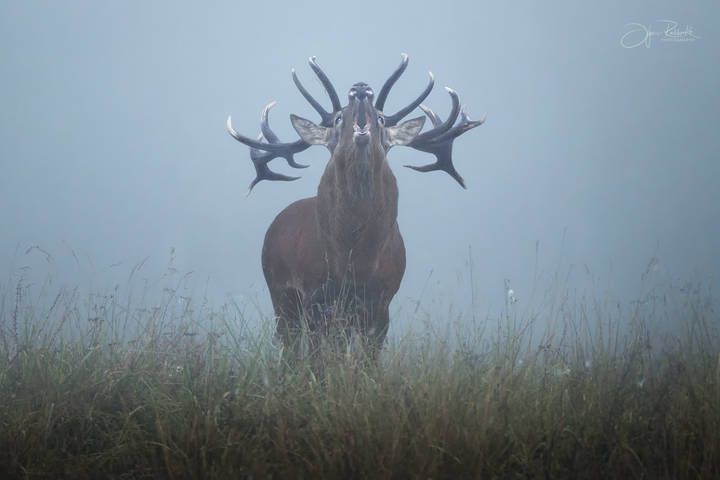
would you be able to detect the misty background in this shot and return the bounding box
[1,1,718,335]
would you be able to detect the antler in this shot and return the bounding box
[227,104,310,194]
[405,88,487,189]
[227,57,341,193]
[375,53,435,127]
[292,56,342,127]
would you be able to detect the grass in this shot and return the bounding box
[0,271,718,479]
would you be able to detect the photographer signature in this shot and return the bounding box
[621,20,699,48]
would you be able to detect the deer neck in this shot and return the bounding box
[316,144,399,276]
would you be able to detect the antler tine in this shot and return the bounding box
[260,102,308,169]
[434,107,487,143]
[419,104,443,127]
[412,87,460,142]
[247,143,302,195]
[259,101,280,143]
[291,57,342,127]
[227,113,310,193]
[405,89,486,189]
[383,71,434,127]
[308,56,342,113]
[375,54,434,127]
[404,149,467,189]
[292,69,334,127]
[375,53,409,112]
[228,115,302,152]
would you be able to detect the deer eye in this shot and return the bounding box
[335,115,342,126]
[377,115,385,126]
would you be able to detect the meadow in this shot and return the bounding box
[0,267,718,479]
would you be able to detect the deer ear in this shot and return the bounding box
[385,116,426,147]
[290,114,328,146]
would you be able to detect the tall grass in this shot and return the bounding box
[0,270,718,479]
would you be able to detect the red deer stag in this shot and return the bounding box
[227,55,485,361]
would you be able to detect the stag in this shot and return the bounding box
[227,55,485,362]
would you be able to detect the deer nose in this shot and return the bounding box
[356,98,368,128]
[349,85,374,101]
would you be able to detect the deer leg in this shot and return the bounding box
[303,281,351,359]
[276,316,302,366]
[360,301,390,364]
[271,288,305,366]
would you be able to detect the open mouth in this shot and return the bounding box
[353,121,370,136]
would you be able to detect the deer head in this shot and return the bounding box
[289,81,426,158]
[227,54,486,192]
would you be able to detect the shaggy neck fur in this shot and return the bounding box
[316,141,399,279]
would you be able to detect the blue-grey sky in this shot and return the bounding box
[1,1,718,327]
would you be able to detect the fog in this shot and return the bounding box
[1,1,718,335]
